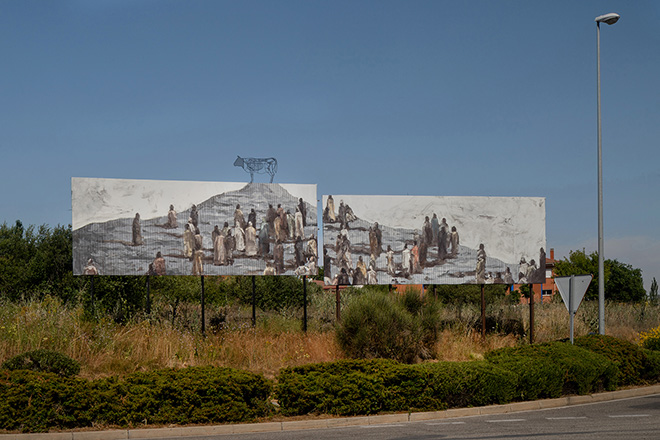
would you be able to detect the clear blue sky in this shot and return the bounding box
[1,1,658,290]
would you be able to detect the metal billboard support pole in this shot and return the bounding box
[481,284,486,338]
[529,284,535,344]
[146,275,151,315]
[90,276,95,311]
[252,275,256,328]
[303,275,308,333]
[200,275,205,336]
[335,285,341,322]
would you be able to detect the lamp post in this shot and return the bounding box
[595,12,619,335]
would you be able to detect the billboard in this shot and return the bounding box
[322,195,545,285]
[72,178,317,276]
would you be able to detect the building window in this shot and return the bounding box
[542,289,552,297]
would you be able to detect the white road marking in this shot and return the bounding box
[547,417,588,420]
[426,422,466,425]
[608,414,650,418]
[486,419,526,423]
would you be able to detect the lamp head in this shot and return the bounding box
[595,13,620,25]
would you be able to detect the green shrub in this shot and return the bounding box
[574,334,645,386]
[335,290,440,363]
[0,370,92,432]
[0,366,272,432]
[275,358,518,416]
[418,361,518,409]
[103,366,273,426]
[485,342,618,400]
[276,359,409,416]
[642,349,660,383]
[2,349,81,377]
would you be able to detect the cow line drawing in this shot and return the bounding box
[233,156,278,183]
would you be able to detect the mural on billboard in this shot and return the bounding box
[72,178,317,276]
[322,195,546,286]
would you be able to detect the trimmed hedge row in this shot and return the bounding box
[275,359,518,416]
[276,341,620,416]
[0,367,272,432]
[484,342,618,400]
[573,334,660,385]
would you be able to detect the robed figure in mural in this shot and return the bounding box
[450,226,459,256]
[83,258,99,275]
[132,213,144,246]
[419,239,428,268]
[245,222,257,256]
[274,240,285,274]
[183,224,195,260]
[476,243,486,284]
[166,205,177,229]
[192,229,204,275]
[190,204,199,228]
[287,210,295,240]
[294,208,304,239]
[422,216,433,247]
[324,195,336,222]
[234,204,246,230]
[294,236,305,268]
[259,222,270,256]
[437,220,448,260]
[431,213,440,242]
[307,236,317,259]
[224,230,235,265]
[386,245,395,276]
[234,221,245,252]
[248,209,257,231]
[266,204,277,237]
[298,198,307,227]
[214,230,227,266]
[402,244,411,276]
[151,251,166,276]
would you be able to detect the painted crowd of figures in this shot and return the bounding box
[322,195,546,286]
[323,196,465,285]
[83,198,317,277]
[80,193,544,285]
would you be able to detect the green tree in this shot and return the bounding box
[649,277,658,306]
[553,250,645,302]
[27,224,80,302]
[0,220,37,300]
[0,222,84,303]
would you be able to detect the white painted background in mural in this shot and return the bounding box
[72,178,315,229]
[322,195,545,286]
[72,178,317,277]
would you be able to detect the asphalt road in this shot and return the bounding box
[189,394,660,440]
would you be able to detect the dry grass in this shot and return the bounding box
[435,329,518,362]
[1,295,659,380]
[0,297,340,380]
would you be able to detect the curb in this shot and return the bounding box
[3,385,660,440]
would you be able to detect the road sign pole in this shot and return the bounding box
[570,275,575,344]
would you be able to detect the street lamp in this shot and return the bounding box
[595,12,619,335]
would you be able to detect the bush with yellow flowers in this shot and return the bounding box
[639,325,660,351]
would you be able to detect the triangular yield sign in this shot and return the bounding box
[555,275,593,314]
